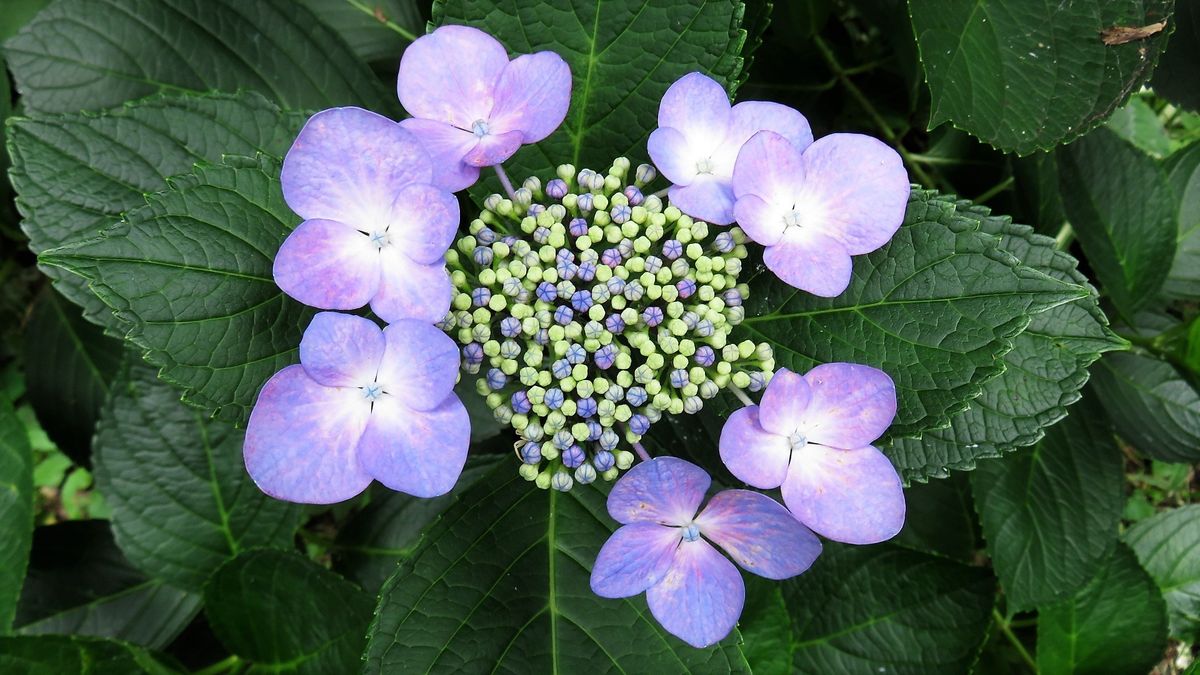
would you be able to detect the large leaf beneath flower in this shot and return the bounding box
[41,156,312,423]
[1163,140,1200,299]
[301,0,422,64]
[433,0,751,195]
[1057,127,1177,318]
[0,396,33,635]
[892,472,977,562]
[1125,504,1200,641]
[364,462,749,673]
[782,544,993,674]
[1151,0,1200,111]
[887,206,1123,480]
[970,404,1124,611]
[1037,544,1168,675]
[4,0,395,114]
[15,521,199,649]
[91,359,302,591]
[7,91,306,329]
[738,189,1086,442]
[0,635,177,674]
[908,0,1172,154]
[205,550,373,675]
[738,578,791,675]
[1090,352,1200,462]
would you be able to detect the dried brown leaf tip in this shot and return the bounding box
[1101,21,1167,46]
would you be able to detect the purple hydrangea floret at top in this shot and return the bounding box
[719,364,905,545]
[274,108,457,324]
[244,312,469,504]
[647,72,813,225]
[731,129,909,297]
[396,25,571,191]
[590,457,821,648]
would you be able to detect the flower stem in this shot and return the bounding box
[493,164,517,200]
[632,440,652,462]
[193,655,242,675]
[992,609,1037,672]
[344,0,418,41]
[1053,222,1075,251]
[728,384,755,408]
[974,175,1015,204]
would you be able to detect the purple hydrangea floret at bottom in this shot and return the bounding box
[719,363,906,544]
[590,457,821,648]
[243,312,469,504]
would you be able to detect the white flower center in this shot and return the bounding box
[788,430,808,450]
[680,522,702,542]
[695,157,715,174]
[471,119,490,137]
[369,230,391,249]
[782,209,805,230]
[360,383,385,402]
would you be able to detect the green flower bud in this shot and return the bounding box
[519,463,540,481]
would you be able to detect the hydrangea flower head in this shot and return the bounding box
[244,312,470,504]
[732,130,909,297]
[590,457,821,648]
[647,72,812,225]
[397,25,571,191]
[719,363,904,544]
[276,107,457,323]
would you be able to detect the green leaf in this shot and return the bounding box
[739,578,791,675]
[301,0,422,64]
[893,472,977,561]
[738,189,1086,444]
[0,396,33,635]
[1037,543,1168,675]
[433,0,751,196]
[1151,0,1199,111]
[0,635,178,674]
[1125,504,1200,641]
[1090,352,1200,462]
[0,0,48,41]
[1012,152,1067,235]
[333,454,504,594]
[16,521,200,649]
[887,206,1124,479]
[1163,140,1200,299]
[783,544,994,674]
[204,550,374,675]
[92,359,302,591]
[42,155,312,422]
[1057,127,1177,318]
[970,403,1124,611]
[4,0,395,114]
[1106,95,1173,157]
[364,461,749,673]
[909,0,1173,154]
[7,91,306,329]
[22,289,122,466]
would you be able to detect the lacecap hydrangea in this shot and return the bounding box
[245,23,911,649]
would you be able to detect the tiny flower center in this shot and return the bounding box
[680,522,702,542]
[695,157,715,174]
[471,119,490,137]
[369,230,391,249]
[788,430,808,450]
[361,384,384,401]
[782,209,804,230]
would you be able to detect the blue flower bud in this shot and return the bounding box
[623,280,645,302]
[553,429,574,449]
[604,313,625,334]
[605,384,625,402]
[599,429,620,451]
[694,345,716,367]
[594,344,617,369]
[476,227,498,245]
[471,287,492,307]
[484,194,503,212]
[635,164,657,186]
[625,386,648,406]
[535,281,557,303]
[527,204,546,217]
[473,246,494,266]
[571,290,593,312]
[565,343,587,365]
[487,368,508,390]
[623,185,644,206]
[551,470,573,492]
[533,226,551,244]
[546,178,568,199]
[502,277,523,297]
[606,277,626,295]
[577,261,597,282]
[722,289,743,306]
[629,413,651,435]
[553,306,574,325]
[558,262,578,280]
[563,444,586,468]
[520,441,542,464]
[601,248,622,267]
[586,420,603,440]
[500,340,521,359]
[568,217,589,238]
[676,278,697,298]
[642,306,664,327]
[533,329,550,345]
[499,317,522,338]
[713,231,736,253]
[644,256,663,273]
[681,311,699,329]
[511,390,532,414]
[575,463,598,484]
[593,450,616,471]
[577,397,598,418]
[545,387,565,409]
[463,342,484,365]
[747,371,767,392]
[695,319,714,337]
[662,239,683,260]
[670,369,690,388]
[552,358,572,380]
[611,204,632,224]
[618,238,635,258]
[577,193,594,211]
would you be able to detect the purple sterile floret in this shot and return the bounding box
[563,445,586,468]
[642,306,665,327]
[718,364,905,545]
[511,390,532,414]
[594,344,617,370]
[546,178,569,199]
[244,312,469,504]
[569,217,590,238]
[731,130,909,297]
[647,72,813,225]
[396,25,571,191]
[662,239,684,260]
[589,457,821,648]
[274,108,457,324]
[520,442,542,464]
[471,287,492,307]
[486,368,507,390]
[694,346,716,367]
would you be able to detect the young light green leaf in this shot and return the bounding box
[0,396,33,635]
[1125,504,1200,641]
[5,0,395,114]
[1037,544,1168,675]
[1106,96,1173,158]
[365,462,749,673]
[205,550,374,675]
[92,359,302,591]
[970,404,1124,611]
[909,0,1172,154]
[1090,352,1200,462]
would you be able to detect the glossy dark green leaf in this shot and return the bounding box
[1091,351,1200,462]
[92,360,302,591]
[1057,127,1177,318]
[15,521,199,649]
[204,550,373,675]
[365,461,749,673]
[1106,96,1173,157]
[1037,543,1168,675]
[784,544,994,674]
[1125,504,1200,641]
[5,0,395,114]
[970,404,1124,611]
[909,0,1172,154]
[0,635,178,674]
[301,0,422,64]
[0,0,48,40]
[893,472,976,562]
[1012,152,1067,235]
[1151,0,1200,110]
[0,396,33,634]
[739,577,790,675]
[1163,140,1200,299]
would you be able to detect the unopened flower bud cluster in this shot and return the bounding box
[438,158,775,490]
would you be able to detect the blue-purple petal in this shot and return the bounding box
[398,118,482,192]
[667,179,736,226]
[489,51,572,143]
[782,444,905,545]
[607,456,711,526]
[396,25,508,129]
[356,394,470,498]
[298,312,384,388]
[731,129,805,205]
[377,319,460,412]
[273,219,378,312]
[647,126,699,187]
[762,231,852,297]
[371,252,452,323]
[802,363,897,449]
[389,183,460,265]
[658,72,730,155]
[695,489,822,580]
[590,522,681,598]
[646,539,744,649]
[718,406,790,490]
[463,130,524,167]
[757,368,811,436]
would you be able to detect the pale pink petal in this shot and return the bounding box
[356,394,470,498]
[590,522,681,598]
[607,457,711,526]
[463,130,523,167]
[658,72,730,158]
[731,129,805,206]
[757,368,812,436]
[244,366,371,504]
[396,25,508,129]
[398,118,482,192]
[782,445,905,545]
[718,406,791,490]
[370,252,452,323]
[388,183,459,265]
[710,101,813,172]
[377,319,460,412]
[695,490,822,579]
[648,126,700,186]
[273,219,379,311]
[488,51,572,142]
[667,179,736,225]
[298,312,384,388]
[762,231,853,297]
[646,539,744,648]
[801,363,897,449]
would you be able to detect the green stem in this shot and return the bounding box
[193,655,241,675]
[1053,222,1074,251]
[974,176,1015,204]
[993,609,1037,672]
[344,0,418,41]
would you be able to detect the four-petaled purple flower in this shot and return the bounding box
[244,312,469,504]
[731,129,909,297]
[397,25,571,191]
[719,364,905,544]
[590,457,821,648]
[647,72,812,225]
[275,108,458,323]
